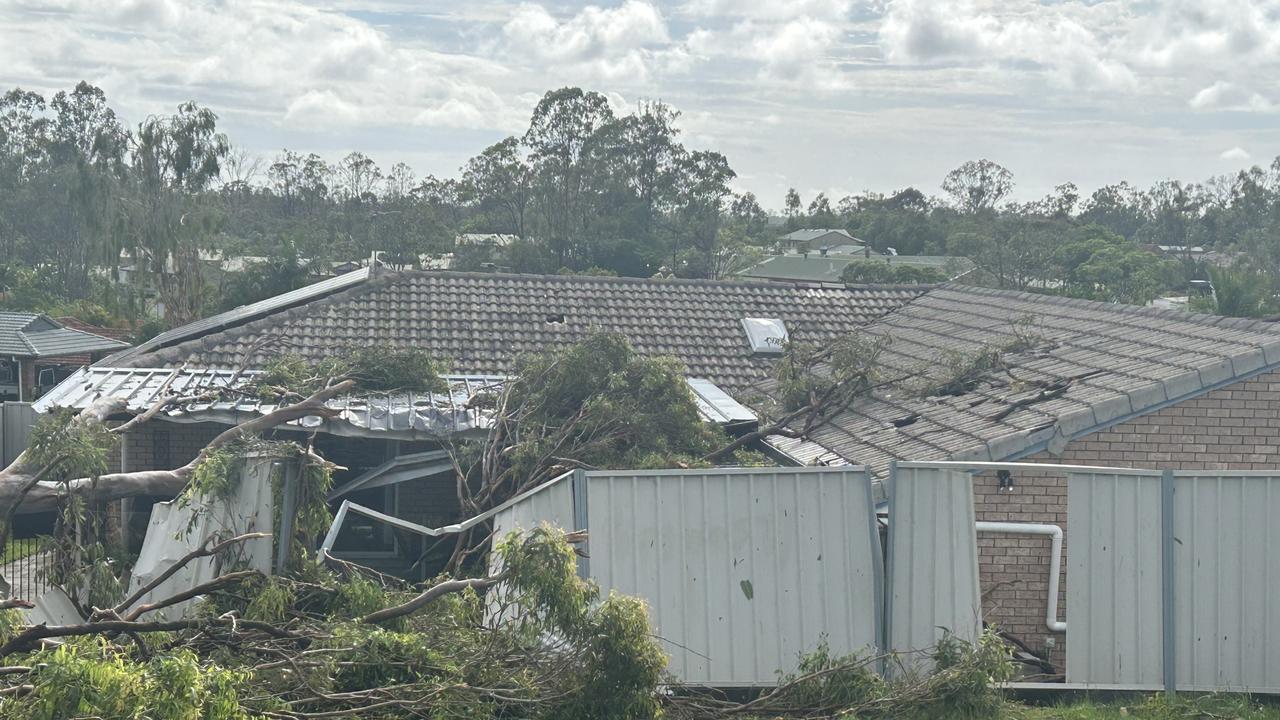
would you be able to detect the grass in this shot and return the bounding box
[1013,694,1280,719]
[0,536,42,564]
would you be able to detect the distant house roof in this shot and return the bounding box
[44,318,132,366]
[763,284,1280,484]
[457,233,519,247]
[0,313,130,359]
[741,255,975,284]
[109,270,924,392]
[780,229,864,244]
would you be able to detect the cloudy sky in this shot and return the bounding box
[2,0,1277,207]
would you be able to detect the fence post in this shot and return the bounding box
[274,461,300,575]
[881,459,898,673]
[1160,468,1176,696]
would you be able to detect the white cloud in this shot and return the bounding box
[682,0,850,22]
[879,0,1136,92]
[283,89,363,128]
[501,1,672,81]
[1220,146,1251,161]
[1190,81,1274,112]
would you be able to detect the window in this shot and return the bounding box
[37,367,56,387]
[0,361,15,385]
[331,486,398,556]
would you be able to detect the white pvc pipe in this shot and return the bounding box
[975,521,1066,633]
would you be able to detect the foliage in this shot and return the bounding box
[1,643,252,720]
[251,344,447,397]
[841,260,948,285]
[1014,694,1280,720]
[774,333,887,412]
[1054,227,1180,305]
[244,577,294,624]
[23,407,114,483]
[462,333,723,501]
[1190,264,1276,318]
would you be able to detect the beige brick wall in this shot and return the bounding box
[974,367,1280,673]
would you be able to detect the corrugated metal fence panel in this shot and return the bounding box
[1172,472,1280,692]
[584,468,879,686]
[887,466,981,666]
[1065,470,1164,687]
[1,402,35,467]
[491,475,575,542]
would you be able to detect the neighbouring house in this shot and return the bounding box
[456,233,519,247]
[756,284,1280,667]
[37,268,920,575]
[0,313,131,401]
[34,269,1280,674]
[741,254,975,284]
[777,228,868,254]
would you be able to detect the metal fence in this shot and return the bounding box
[1067,469,1280,693]
[0,540,55,601]
[0,402,35,467]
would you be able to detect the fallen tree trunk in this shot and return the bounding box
[0,381,355,516]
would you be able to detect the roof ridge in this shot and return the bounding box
[399,268,805,289]
[936,282,1280,335]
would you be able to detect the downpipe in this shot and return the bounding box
[975,521,1066,633]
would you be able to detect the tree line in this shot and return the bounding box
[4,82,1280,334]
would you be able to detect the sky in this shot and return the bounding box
[1,0,1278,209]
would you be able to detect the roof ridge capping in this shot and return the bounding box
[937,281,1280,335]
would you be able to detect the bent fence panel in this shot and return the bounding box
[887,464,981,671]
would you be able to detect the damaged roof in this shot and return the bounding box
[34,366,757,440]
[766,284,1280,478]
[109,270,924,392]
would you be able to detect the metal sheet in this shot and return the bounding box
[582,467,879,686]
[124,455,277,620]
[38,368,746,441]
[1065,470,1165,687]
[887,465,981,668]
[490,475,576,542]
[1171,471,1280,692]
[1,402,35,467]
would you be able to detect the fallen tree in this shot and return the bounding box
[0,380,353,519]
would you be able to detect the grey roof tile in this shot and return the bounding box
[114,270,924,392]
[763,283,1280,475]
[0,312,129,359]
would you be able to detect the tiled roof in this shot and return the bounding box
[0,312,130,359]
[44,318,133,366]
[112,271,924,391]
[104,267,371,366]
[765,284,1280,480]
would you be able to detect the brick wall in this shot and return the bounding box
[975,367,1280,673]
[110,421,224,472]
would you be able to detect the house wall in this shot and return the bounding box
[974,367,1280,673]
